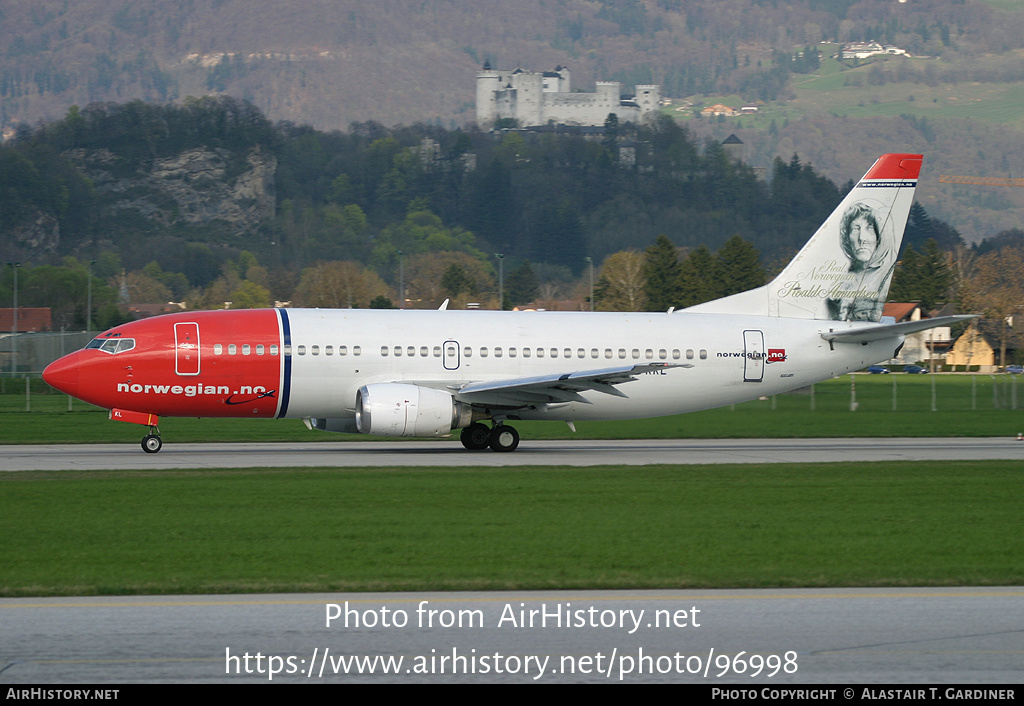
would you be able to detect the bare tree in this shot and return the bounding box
[596,251,646,312]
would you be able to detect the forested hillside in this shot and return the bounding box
[4,98,992,331]
[1,99,847,269]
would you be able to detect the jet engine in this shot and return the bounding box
[355,383,473,437]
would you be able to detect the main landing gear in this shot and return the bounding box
[142,426,162,453]
[460,422,520,452]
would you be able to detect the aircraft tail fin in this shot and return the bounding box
[684,153,922,321]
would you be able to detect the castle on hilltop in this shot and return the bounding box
[476,63,661,128]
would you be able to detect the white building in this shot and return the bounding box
[476,64,660,128]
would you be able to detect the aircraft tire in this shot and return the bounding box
[488,425,519,452]
[460,423,491,450]
[142,434,162,453]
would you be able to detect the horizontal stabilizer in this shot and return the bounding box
[820,315,977,344]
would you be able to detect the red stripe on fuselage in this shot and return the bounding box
[56,309,283,418]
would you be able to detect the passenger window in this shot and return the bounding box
[550,348,558,358]
[659,349,667,360]
[480,347,488,358]
[463,347,472,357]
[353,346,361,356]
[243,344,252,355]
[509,347,517,358]
[407,346,415,357]
[433,346,441,357]
[339,346,347,356]
[564,348,572,358]
[604,349,612,359]
[699,349,707,359]
[672,349,680,360]
[494,347,502,358]
[324,345,332,356]
[645,349,653,360]
[618,349,626,359]
[394,346,402,357]
[381,346,389,357]
[420,346,428,357]
[577,348,585,358]
[686,349,694,360]
[309,345,317,356]
[214,344,223,355]
[282,345,291,356]
[297,345,306,355]
[591,348,598,358]
[270,345,279,356]
[229,344,237,355]
[536,348,544,358]
[523,348,531,358]
[257,344,265,355]
[632,349,640,359]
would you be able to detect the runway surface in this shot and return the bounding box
[2,587,1021,684]
[1,437,1022,471]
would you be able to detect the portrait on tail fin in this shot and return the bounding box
[825,200,898,321]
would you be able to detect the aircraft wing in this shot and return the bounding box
[820,315,977,344]
[451,363,689,406]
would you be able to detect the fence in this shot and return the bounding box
[1,331,94,377]
[2,369,1020,415]
[749,374,1020,413]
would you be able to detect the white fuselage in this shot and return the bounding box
[281,308,899,422]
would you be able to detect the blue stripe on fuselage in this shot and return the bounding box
[278,308,292,418]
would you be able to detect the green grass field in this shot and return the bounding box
[676,48,1024,132]
[4,374,1021,598]
[2,462,1021,597]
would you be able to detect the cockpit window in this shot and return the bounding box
[87,338,135,354]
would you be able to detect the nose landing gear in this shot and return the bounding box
[142,426,162,453]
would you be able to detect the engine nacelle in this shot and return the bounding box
[355,383,472,437]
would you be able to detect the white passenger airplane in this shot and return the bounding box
[43,153,972,452]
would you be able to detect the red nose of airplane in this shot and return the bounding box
[43,353,81,398]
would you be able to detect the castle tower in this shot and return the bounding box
[476,62,503,127]
[722,134,744,163]
[635,84,661,118]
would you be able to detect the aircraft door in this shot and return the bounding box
[174,322,201,376]
[443,340,460,370]
[743,329,765,382]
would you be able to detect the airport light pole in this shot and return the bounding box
[87,260,95,337]
[584,256,594,311]
[397,250,404,310]
[495,253,504,310]
[7,262,20,377]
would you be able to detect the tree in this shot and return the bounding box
[369,295,395,309]
[716,235,764,296]
[889,239,954,310]
[441,263,472,298]
[229,280,272,309]
[678,245,721,307]
[403,251,494,308]
[506,261,539,307]
[595,251,646,312]
[959,245,1024,366]
[291,261,390,309]
[643,235,682,311]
